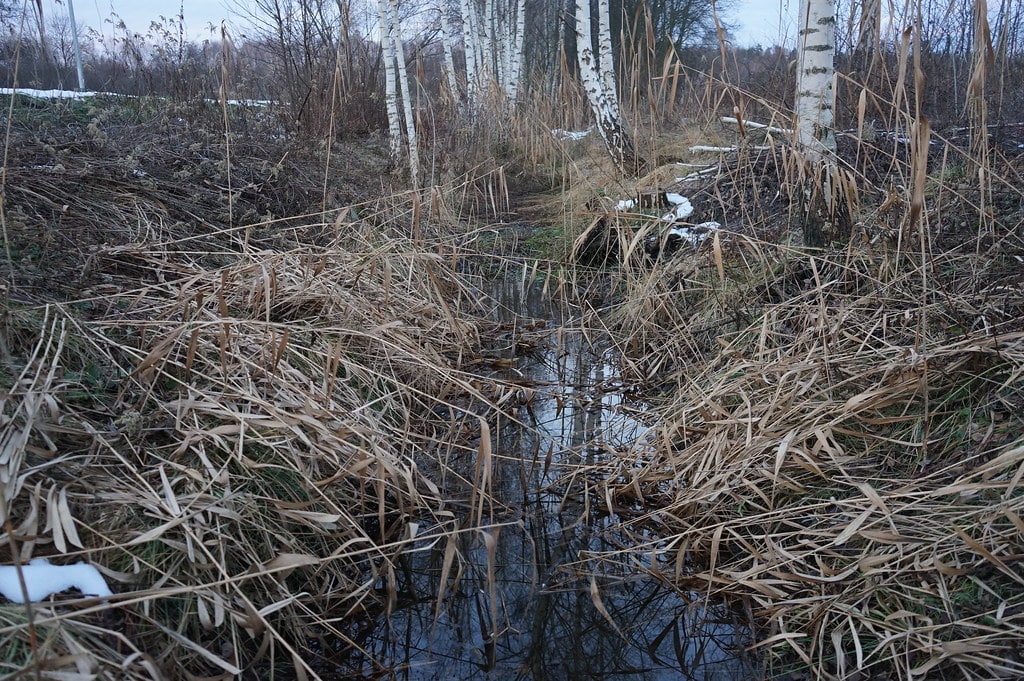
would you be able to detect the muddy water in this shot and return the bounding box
[353,279,752,679]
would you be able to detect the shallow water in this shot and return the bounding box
[345,278,752,679]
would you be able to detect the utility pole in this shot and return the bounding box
[66,0,86,91]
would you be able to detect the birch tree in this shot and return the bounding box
[379,0,419,185]
[458,0,481,107]
[451,0,526,111]
[438,5,460,102]
[576,0,641,175]
[389,0,419,186]
[379,0,402,161]
[793,0,843,246]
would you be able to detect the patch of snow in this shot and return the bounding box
[0,87,123,99]
[0,558,113,603]
[552,128,591,142]
[664,192,687,205]
[205,98,277,107]
[668,221,719,247]
[615,198,636,211]
[661,197,694,222]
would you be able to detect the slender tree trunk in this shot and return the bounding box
[576,0,641,175]
[793,0,839,247]
[596,0,619,119]
[795,0,837,162]
[483,0,496,83]
[439,4,460,103]
[388,0,419,186]
[459,0,480,107]
[378,0,402,162]
[506,0,526,102]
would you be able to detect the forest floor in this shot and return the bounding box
[2,93,1024,680]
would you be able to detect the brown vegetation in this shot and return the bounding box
[1,0,1023,679]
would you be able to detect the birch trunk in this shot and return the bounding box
[576,0,640,175]
[596,0,619,118]
[388,0,419,186]
[459,0,480,106]
[479,0,494,84]
[439,5,460,103]
[481,0,493,81]
[506,0,526,102]
[794,0,837,162]
[794,0,839,247]
[378,0,402,162]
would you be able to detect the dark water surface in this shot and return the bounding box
[351,278,752,679]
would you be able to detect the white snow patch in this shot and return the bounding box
[664,192,687,205]
[669,221,719,247]
[205,98,277,107]
[0,558,113,603]
[0,87,122,99]
[552,128,590,141]
[661,197,693,222]
[615,198,636,211]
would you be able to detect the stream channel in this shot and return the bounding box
[351,277,753,679]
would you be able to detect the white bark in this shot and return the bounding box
[388,0,419,186]
[576,0,637,174]
[794,0,837,162]
[505,0,526,102]
[379,0,402,161]
[794,0,841,247]
[439,5,460,102]
[596,0,619,119]
[459,0,481,106]
[483,0,496,81]
[450,0,527,110]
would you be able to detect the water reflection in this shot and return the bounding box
[345,279,751,679]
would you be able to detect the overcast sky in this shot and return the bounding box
[46,0,799,47]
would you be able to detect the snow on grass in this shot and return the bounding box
[0,88,276,108]
[0,558,113,603]
[0,87,118,99]
[662,195,693,222]
[614,192,695,221]
[668,221,720,247]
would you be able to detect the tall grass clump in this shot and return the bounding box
[0,91,506,676]
[576,73,1024,675]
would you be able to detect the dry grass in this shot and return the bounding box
[573,126,1024,678]
[0,97,519,676]
[3,27,1024,679]
[0,225,503,677]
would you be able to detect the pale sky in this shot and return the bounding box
[47,0,799,47]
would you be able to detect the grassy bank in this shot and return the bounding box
[0,95,511,678]
[1,74,1022,680]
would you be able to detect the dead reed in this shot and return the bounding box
[0,99,525,677]
[575,119,1024,679]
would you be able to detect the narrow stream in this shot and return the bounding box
[349,279,752,679]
